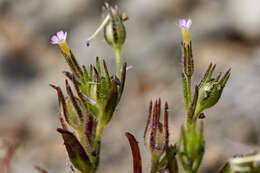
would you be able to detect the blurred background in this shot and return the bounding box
[0,0,260,172]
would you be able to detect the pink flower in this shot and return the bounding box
[176,18,192,29]
[50,30,67,44]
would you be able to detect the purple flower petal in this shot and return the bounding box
[57,31,65,40]
[186,19,192,28]
[178,19,186,28]
[64,32,67,40]
[50,30,67,44]
[177,18,192,29]
[50,35,59,44]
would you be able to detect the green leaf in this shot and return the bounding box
[57,128,92,173]
[82,65,89,84]
[103,81,118,124]
[119,62,127,100]
[103,60,111,86]
[96,57,102,77]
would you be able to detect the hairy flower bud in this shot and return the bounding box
[103,3,126,49]
[195,63,231,117]
[144,99,169,159]
[86,3,126,49]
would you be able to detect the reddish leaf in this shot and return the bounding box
[144,100,153,138]
[0,144,16,173]
[35,166,48,173]
[125,132,142,173]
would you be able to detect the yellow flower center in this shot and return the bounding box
[182,29,191,44]
[59,42,70,57]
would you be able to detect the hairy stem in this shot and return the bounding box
[92,121,104,171]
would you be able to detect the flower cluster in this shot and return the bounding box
[50,3,127,173]
[125,19,231,173]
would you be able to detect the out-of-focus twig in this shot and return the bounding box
[0,144,16,173]
[35,166,48,173]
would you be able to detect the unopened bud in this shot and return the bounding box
[195,64,231,117]
[144,99,169,159]
[104,3,126,49]
[86,3,126,49]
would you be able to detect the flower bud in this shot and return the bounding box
[104,3,126,49]
[182,42,194,78]
[195,63,231,117]
[86,3,126,49]
[144,99,169,159]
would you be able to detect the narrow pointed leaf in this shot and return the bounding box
[199,63,212,87]
[82,65,89,84]
[0,145,16,173]
[119,62,127,99]
[144,101,153,138]
[220,69,231,87]
[218,163,231,173]
[63,71,74,81]
[72,75,88,110]
[215,72,222,82]
[164,102,169,148]
[188,85,199,121]
[150,100,158,150]
[50,84,70,124]
[103,60,111,86]
[35,166,48,173]
[70,51,83,77]
[89,65,94,81]
[125,132,142,173]
[207,64,216,82]
[66,80,83,121]
[103,81,118,124]
[96,57,102,77]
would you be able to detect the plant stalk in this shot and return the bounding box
[115,47,122,79]
[150,157,159,173]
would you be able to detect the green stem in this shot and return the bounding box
[114,47,122,79]
[91,121,105,171]
[150,157,159,173]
